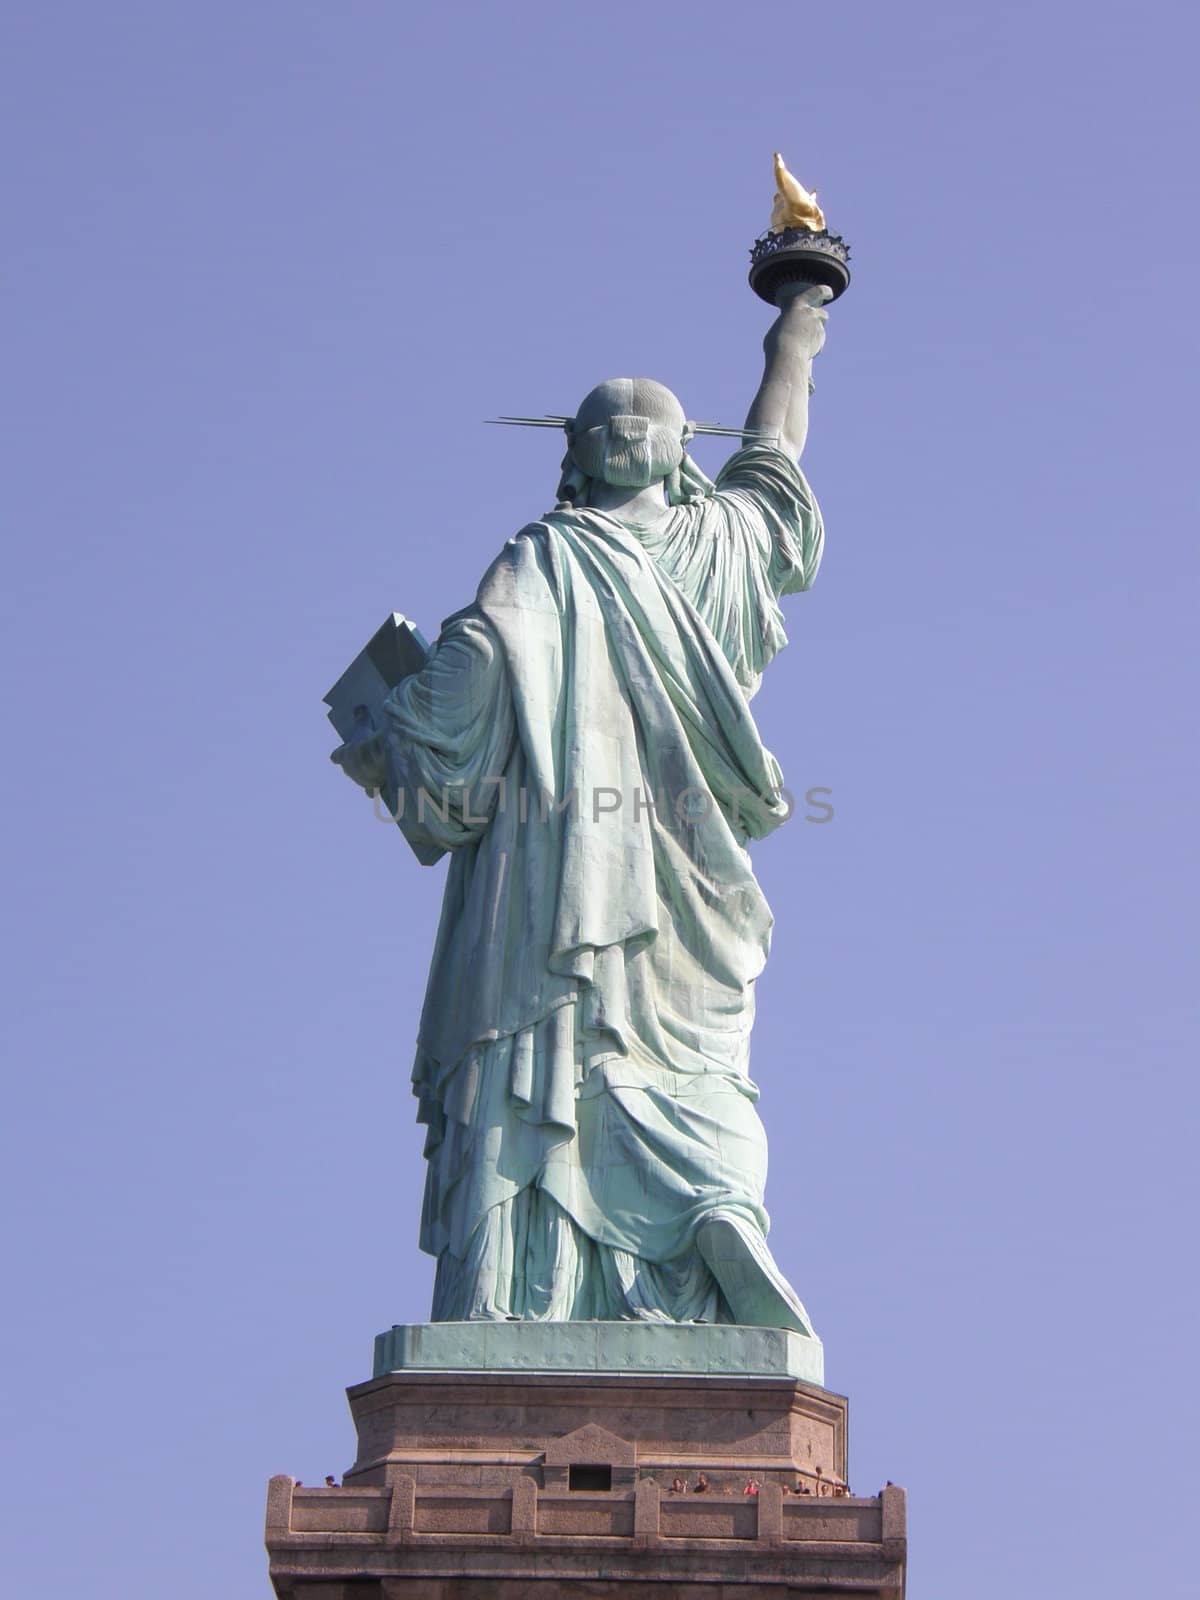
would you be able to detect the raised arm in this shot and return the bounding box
[743,283,832,460]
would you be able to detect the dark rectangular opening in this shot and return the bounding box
[568,1464,612,1491]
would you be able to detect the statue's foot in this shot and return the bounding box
[696,1211,817,1338]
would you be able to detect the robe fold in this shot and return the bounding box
[380,444,823,1322]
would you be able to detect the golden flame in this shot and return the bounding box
[769,152,826,234]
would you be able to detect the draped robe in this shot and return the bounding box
[380,444,823,1323]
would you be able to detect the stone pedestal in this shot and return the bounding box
[265,1325,906,1597]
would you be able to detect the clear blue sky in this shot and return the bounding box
[2,3,1196,1594]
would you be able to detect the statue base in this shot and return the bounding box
[264,1331,907,1596]
[372,1318,824,1385]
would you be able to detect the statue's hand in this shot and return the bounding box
[767,283,832,362]
[330,731,389,793]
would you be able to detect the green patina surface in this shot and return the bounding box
[332,293,835,1348]
[373,1320,824,1385]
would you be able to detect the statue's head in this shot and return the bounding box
[558,378,713,508]
[568,379,688,489]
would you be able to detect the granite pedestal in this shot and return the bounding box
[265,1323,906,1597]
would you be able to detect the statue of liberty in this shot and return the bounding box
[333,273,833,1335]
